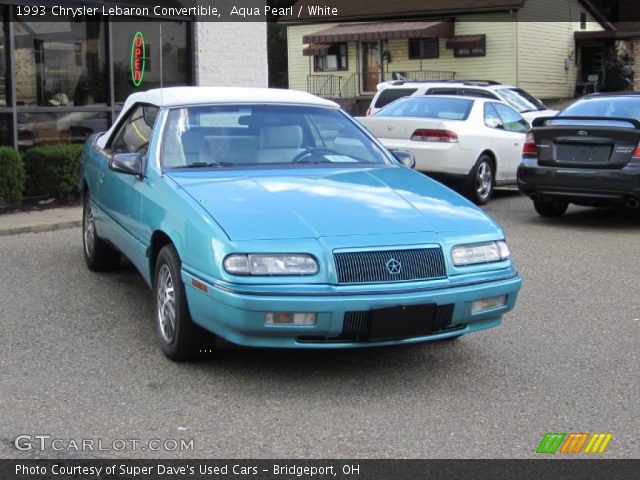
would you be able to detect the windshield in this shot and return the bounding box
[496,88,547,112]
[560,97,640,119]
[161,104,389,169]
[374,97,474,120]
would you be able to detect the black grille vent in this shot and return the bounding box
[333,247,446,284]
[338,304,455,341]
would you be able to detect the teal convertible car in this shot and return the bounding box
[81,87,521,360]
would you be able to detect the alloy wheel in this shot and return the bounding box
[157,264,176,343]
[476,161,493,202]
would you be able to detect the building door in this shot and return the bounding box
[361,41,380,93]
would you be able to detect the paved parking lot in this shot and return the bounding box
[0,191,638,459]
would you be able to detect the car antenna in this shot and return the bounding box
[159,24,164,105]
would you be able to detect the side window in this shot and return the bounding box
[460,88,498,99]
[374,88,418,109]
[425,88,458,95]
[484,103,503,129]
[109,105,159,155]
[494,103,530,133]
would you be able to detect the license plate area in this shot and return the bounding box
[369,303,436,340]
[555,143,611,163]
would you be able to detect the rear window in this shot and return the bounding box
[374,88,418,108]
[374,97,474,120]
[560,97,640,119]
[496,88,546,112]
[426,88,498,99]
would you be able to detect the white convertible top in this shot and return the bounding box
[96,86,339,149]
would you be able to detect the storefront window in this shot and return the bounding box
[112,20,189,103]
[17,111,108,150]
[0,18,6,107]
[13,18,106,107]
[0,114,11,146]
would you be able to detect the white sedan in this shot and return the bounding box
[357,95,529,204]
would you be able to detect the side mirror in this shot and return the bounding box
[389,149,416,169]
[110,153,144,177]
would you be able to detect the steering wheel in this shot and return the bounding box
[291,147,342,163]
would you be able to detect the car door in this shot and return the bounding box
[484,102,528,182]
[99,104,158,260]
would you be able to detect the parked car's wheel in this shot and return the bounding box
[83,193,120,271]
[154,244,199,361]
[466,155,494,205]
[533,199,569,217]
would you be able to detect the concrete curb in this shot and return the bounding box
[0,220,82,237]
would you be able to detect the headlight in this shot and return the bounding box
[451,241,510,266]
[224,254,318,276]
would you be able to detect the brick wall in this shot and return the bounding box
[194,23,268,87]
[634,38,640,91]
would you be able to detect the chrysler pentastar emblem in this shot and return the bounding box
[386,258,402,274]
[578,130,589,136]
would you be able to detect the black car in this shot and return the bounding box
[517,92,640,217]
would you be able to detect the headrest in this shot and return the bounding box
[260,125,303,148]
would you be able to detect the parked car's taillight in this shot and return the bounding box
[632,141,640,159]
[410,129,458,143]
[522,131,537,155]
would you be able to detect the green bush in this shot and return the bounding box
[23,144,83,198]
[0,146,26,207]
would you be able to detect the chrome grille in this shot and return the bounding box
[333,247,446,284]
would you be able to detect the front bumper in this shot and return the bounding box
[182,270,522,349]
[518,158,640,205]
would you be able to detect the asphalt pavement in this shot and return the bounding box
[0,191,638,459]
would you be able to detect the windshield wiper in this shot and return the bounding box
[172,162,234,169]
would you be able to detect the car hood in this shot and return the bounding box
[167,167,498,241]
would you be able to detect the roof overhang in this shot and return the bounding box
[302,20,454,44]
[575,30,640,41]
[303,43,332,56]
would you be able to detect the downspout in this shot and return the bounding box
[513,9,519,86]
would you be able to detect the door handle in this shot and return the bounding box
[99,171,105,184]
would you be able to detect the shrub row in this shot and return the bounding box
[0,144,83,207]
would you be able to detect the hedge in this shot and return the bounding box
[23,144,83,198]
[0,146,26,207]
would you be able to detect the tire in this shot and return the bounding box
[466,155,495,205]
[83,193,121,271]
[533,199,569,217]
[154,244,198,361]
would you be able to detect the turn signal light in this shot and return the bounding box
[265,313,317,326]
[411,129,459,143]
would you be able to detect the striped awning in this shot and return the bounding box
[303,20,454,44]
[303,43,332,56]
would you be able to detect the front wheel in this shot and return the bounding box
[83,193,120,271]
[533,199,569,217]
[466,155,494,205]
[154,244,198,361]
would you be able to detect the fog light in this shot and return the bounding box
[265,312,317,326]
[472,296,507,313]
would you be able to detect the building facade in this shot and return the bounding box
[0,1,268,149]
[285,0,608,112]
